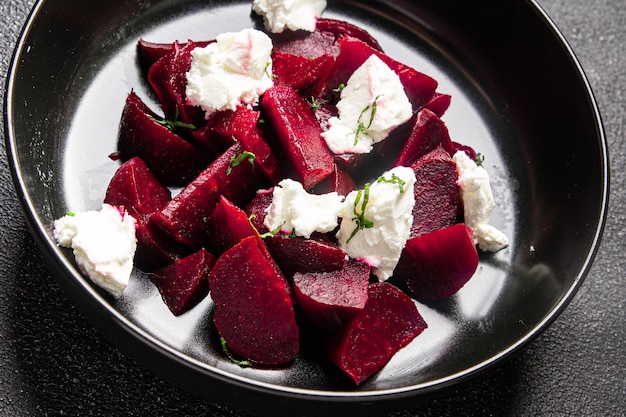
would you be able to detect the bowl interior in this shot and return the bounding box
[5,0,607,411]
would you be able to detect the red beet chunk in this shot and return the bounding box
[328,282,427,385]
[315,18,383,51]
[209,236,299,365]
[134,215,192,271]
[147,41,205,126]
[326,37,438,109]
[293,260,370,332]
[261,86,335,190]
[272,51,335,96]
[423,92,451,117]
[150,248,215,316]
[245,189,273,235]
[137,39,213,73]
[152,144,261,247]
[408,146,461,238]
[271,28,340,59]
[312,164,357,196]
[391,108,455,167]
[395,223,479,300]
[205,196,257,256]
[117,91,212,187]
[453,141,478,162]
[104,157,171,221]
[194,105,282,183]
[265,234,347,278]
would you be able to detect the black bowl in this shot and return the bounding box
[4,0,608,415]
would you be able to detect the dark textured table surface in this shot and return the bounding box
[1,0,624,416]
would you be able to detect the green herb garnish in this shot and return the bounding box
[65,211,75,217]
[220,337,251,367]
[377,173,406,194]
[346,183,374,243]
[475,152,485,166]
[149,107,197,131]
[352,95,382,145]
[227,150,256,175]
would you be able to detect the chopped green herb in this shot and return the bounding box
[309,96,327,111]
[220,337,251,367]
[377,173,406,194]
[258,220,285,239]
[475,152,485,166]
[352,95,382,145]
[65,211,75,217]
[332,83,345,94]
[149,107,197,131]
[227,150,256,175]
[347,183,374,243]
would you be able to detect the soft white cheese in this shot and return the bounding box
[321,54,413,154]
[252,0,327,33]
[185,28,274,115]
[336,166,416,281]
[53,204,137,299]
[453,150,509,252]
[264,178,345,238]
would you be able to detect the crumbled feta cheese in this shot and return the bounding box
[53,204,137,299]
[336,166,416,281]
[321,54,413,154]
[453,151,509,251]
[264,178,345,238]
[252,0,327,33]
[186,28,274,115]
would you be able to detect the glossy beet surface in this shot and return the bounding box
[4,0,607,416]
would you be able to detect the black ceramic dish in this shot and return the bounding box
[4,0,608,415]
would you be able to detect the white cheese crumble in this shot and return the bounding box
[53,204,137,299]
[321,54,413,154]
[336,166,416,281]
[453,150,509,252]
[264,178,345,238]
[185,28,274,115]
[252,0,327,33]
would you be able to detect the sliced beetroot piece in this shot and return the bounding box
[104,156,171,221]
[117,91,212,187]
[193,105,282,183]
[328,282,427,385]
[391,108,455,167]
[205,195,257,256]
[272,51,335,96]
[271,28,340,59]
[452,141,478,162]
[408,146,461,238]
[261,85,335,190]
[137,39,213,73]
[315,18,383,51]
[147,40,205,126]
[151,144,261,247]
[245,188,274,235]
[209,236,299,365]
[134,215,192,271]
[265,234,347,278]
[423,92,451,117]
[312,164,357,196]
[150,248,215,316]
[394,223,479,300]
[326,37,438,109]
[293,260,370,332]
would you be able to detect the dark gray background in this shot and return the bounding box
[1,0,624,415]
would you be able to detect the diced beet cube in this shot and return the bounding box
[245,188,273,235]
[209,236,299,365]
[117,91,212,187]
[315,18,383,51]
[293,260,370,332]
[151,144,261,247]
[194,105,282,184]
[134,215,192,271]
[261,86,335,190]
[205,196,257,256]
[104,156,171,221]
[312,164,357,196]
[272,51,335,96]
[265,234,347,278]
[271,28,340,59]
[423,92,451,117]
[150,248,215,316]
[326,37,438,109]
[408,146,461,238]
[147,41,205,126]
[328,282,427,385]
[137,39,213,74]
[452,141,478,162]
[391,108,455,167]
[394,223,479,300]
